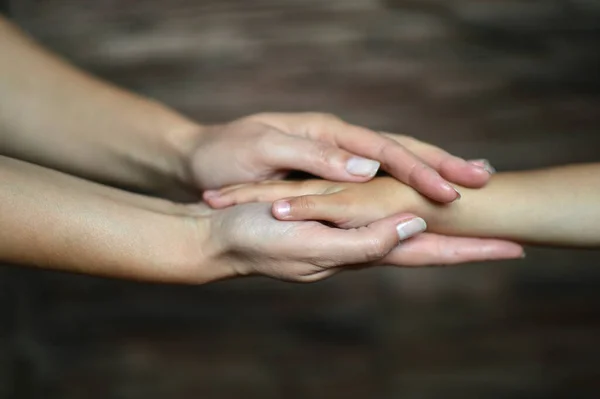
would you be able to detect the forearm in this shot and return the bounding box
[415,163,600,247]
[0,155,221,283]
[0,16,201,199]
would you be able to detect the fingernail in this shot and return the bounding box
[396,217,427,241]
[346,157,380,177]
[468,159,496,175]
[203,190,220,199]
[442,182,461,201]
[273,200,291,217]
[454,187,462,200]
[521,251,527,259]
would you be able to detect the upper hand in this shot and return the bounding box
[190,112,494,203]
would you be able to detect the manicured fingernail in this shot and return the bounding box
[396,217,427,240]
[346,157,380,177]
[273,200,291,217]
[203,190,220,199]
[454,187,462,200]
[442,182,461,201]
[468,159,496,175]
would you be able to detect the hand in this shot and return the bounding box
[201,178,525,264]
[1,152,518,284]
[192,112,494,203]
[205,178,412,229]
[201,203,523,282]
[203,203,425,282]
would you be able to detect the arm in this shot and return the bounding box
[206,163,600,248]
[418,163,600,247]
[0,15,492,203]
[0,155,214,282]
[0,16,200,199]
[5,155,476,283]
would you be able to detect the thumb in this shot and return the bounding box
[272,193,348,224]
[267,135,381,182]
[312,213,428,266]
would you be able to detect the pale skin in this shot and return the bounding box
[204,163,600,249]
[0,16,525,283]
[0,156,524,282]
[0,16,489,201]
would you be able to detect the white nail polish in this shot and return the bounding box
[396,218,427,240]
[346,157,380,177]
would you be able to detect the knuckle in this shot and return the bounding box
[310,142,340,168]
[313,141,331,160]
[293,196,316,211]
[406,161,428,185]
[373,139,395,165]
[365,238,389,260]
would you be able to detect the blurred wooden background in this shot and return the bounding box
[1,0,599,398]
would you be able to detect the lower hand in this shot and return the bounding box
[198,203,522,282]
[201,203,426,282]
[200,178,525,266]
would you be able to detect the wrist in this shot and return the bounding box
[151,103,208,199]
[148,210,237,284]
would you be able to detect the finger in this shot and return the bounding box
[309,214,427,266]
[264,134,382,182]
[203,182,287,208]
[380,233,524,267]
[467,159,496,175]
[383,133,494,188]
[312,122,461,203]
[272,193,348,224]
[204,180,327,209]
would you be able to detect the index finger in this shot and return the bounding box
[316,121,461,203]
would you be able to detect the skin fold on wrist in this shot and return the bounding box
[153,113,208,200]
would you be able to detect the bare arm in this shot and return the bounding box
[0,16,200,199]
[3,155,447,283]
[0,15,495,203]
[420,163,600,247]
[207,163,600,248]
[0,155,216,282]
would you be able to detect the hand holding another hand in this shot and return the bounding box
[201,178,525,269]
[189,112,493,203]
